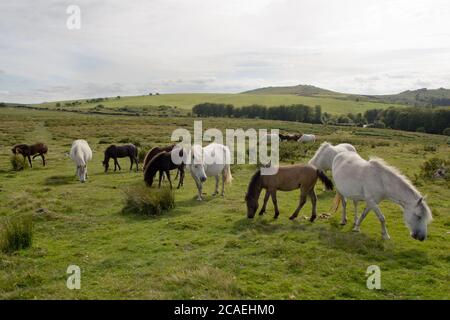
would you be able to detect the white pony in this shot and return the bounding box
[332,152,432,240]
[298,134,316,143]
[187,143,232,200]
[70,139,93,183]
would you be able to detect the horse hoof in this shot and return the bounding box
[352,227,360,232]
[310,216,316,222]
[340,220,347,226]
[289,216,296,220]
[258,211,265,216]
[382,234,391,240]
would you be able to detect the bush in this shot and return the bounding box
[0,216,33,254]
[423,145,437,152]
[10,154,28,171]
[443,128,450,136]
[420,157,450,179]
[122,185,175,216]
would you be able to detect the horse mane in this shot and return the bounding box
[246,169,262,201]
[144,151,165,186]
[309,141,331,164]
[369,157,421,197]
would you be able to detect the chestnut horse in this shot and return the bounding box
[11,143,48,167]
[246,164,333,221]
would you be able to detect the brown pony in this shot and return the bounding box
[143,144,183,180]
[279,133,302,141]
[245,164,333,221]
[11,143,48,167]
[143,150,185,189]
[103,144,138,172]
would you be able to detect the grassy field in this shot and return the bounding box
[0,107,449,299]
[33,93,405,116]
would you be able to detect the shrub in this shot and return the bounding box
[0,216,33,254]
[122,185,175,216]
[443,128,450,136]
[423,145,437,152]
[420,157,450,179]
[10,154,28,171]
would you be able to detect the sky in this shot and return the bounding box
[1,0,450,103]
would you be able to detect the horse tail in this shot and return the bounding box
[317,169,333,191]
[224,164,233,184]
[331,192,341,214]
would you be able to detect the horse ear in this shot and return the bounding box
[417,197,424,206]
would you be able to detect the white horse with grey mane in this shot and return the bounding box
[70,139,92,183]
[332,152,432,240]
[187,143,232,200]
[298,134,316,143]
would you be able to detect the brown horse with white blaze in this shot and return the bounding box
[245,164,333,221]
[11,143,48,167]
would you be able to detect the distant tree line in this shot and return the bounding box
[192,103,450,135]
[192,103,323,124]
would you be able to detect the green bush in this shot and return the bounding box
[420,157,450,179]
[122,185,175,216]
[0,216,33,254]
[10,154,28,171]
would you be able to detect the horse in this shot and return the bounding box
[279,133,301,141]
[143,144,183,180]
[298,134,316,143]
[332,151,432,240]
[143,149,185,189]
[102,144,138,172]
[187,143,232,200]
[70,139,92,183]
[11,143,48,168]
[309,142,358,225]
[245,165,333,221]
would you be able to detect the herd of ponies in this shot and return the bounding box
[11,134,432,241]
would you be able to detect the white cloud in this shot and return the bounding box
[1,0,449,103]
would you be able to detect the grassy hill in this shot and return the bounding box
[243,85,450,107]
[32,93,404,116]
[0,107,449,299]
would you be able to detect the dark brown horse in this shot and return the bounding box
[144,150,185,189]
[143,144,183,180]
[279,133,302,141]
[245,164,333,221]
[11,143,48,167]
[103,144,139,172]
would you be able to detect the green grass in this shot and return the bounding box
[33,93,405,116]
[0,107,449,299]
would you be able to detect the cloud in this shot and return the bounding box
[1,0,450,103]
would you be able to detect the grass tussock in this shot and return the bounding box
[123,184,175,216]
[10,154,28,171]
[0,216,33,254]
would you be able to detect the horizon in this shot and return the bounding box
[1,0,450,103]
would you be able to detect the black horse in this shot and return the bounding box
[144,150,185,189]
[103,144,139,172]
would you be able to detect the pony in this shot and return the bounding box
[11,143,48,167]
[309,142,357,225]
[246,165,333,220]
[298,134,316,143]
[143,144,183,181]
[143,149,185,189]
[332,152,432,240]
[102,144,138,172]
[279,133,302,141]
[70,139,92,183]
[187,143,232,200]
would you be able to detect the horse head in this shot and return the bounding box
[404,196,432,241]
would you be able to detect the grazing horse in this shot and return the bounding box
[103,144,139,172]
[332,152,432,240]
[187,143,232,200]
[143,144,183,181]
[245,165,333,221]
[143,149,185,189]
[279,133,302,141]
[298,134,316,143]
[70,139,92,183]
[11,143,48,167]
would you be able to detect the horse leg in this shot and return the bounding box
[158,170,163,188]
[340,194,348,225]
[289,189,308,220]
[175,169,179,180]
[270,190,280,219]
[353,200,359,227]
[353,206,371,232]
[41,154,46,166]
[27,155,32,168]
[116,159,121,171]
[372,205,390,240]
[212,176,219,195]
[135,157,139,172]
[258,190,270,216]
[308,189,317,222]
[194,179,203,201]
[221,169,226,196]
[114,158,117,171]
[166,171,173,189]
[129,156,133,171]
[177,168,185,188]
